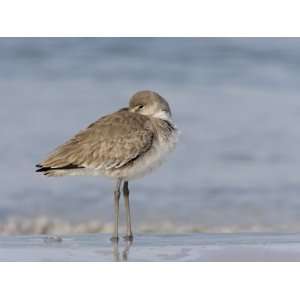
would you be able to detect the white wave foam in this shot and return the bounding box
[0,216,299,235]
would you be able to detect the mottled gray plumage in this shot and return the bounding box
[36,90,178,241]
[38,110,154,176]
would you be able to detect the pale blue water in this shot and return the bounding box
[1,38,300,234]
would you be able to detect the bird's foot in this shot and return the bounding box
[110,236,119,243]
[123,235,134,242]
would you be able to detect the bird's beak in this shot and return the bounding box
[129,107,139,113]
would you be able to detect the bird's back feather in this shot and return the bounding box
[36,110,154,176]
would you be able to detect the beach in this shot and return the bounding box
[1,233,300,261]
[2,38,300,264]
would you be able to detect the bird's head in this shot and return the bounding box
[129,90,172,121]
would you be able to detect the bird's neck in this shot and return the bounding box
[152,110,173,123]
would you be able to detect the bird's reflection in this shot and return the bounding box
[112,240,133,262]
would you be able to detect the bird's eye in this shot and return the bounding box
[138,105,144,110]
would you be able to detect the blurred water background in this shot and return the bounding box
[1,38,300,234]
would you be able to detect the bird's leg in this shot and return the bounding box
[123,181,133,241]
[111,179,122,242]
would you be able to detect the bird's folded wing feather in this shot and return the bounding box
[38,111,154,170]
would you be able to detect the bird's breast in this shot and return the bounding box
[120,126,179,180]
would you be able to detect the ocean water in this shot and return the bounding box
[1,38,300,234]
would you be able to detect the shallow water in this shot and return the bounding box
[1,38,300,234]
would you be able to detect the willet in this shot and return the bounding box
[36,90,178,241]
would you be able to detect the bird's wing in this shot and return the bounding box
[37,110,154,171]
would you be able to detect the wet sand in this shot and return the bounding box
[1,233,300,261]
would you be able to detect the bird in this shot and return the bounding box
[36,90,179,241]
